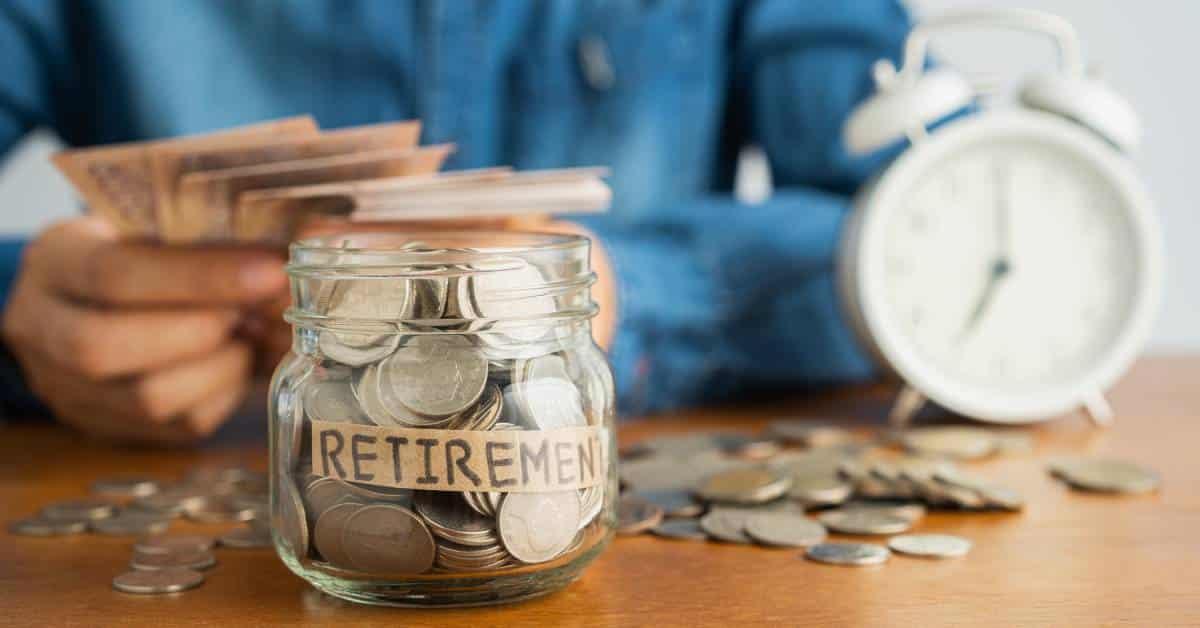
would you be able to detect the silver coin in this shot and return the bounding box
[818,509,913,536]
[41,499,115,521]
[377,335,488,418]
[470,261,556,343]
[888,533,973,558]
[617,495,664,536]
[278,474,310,558]
[91,512,170,536]
[838,501,927,524]
[1049,457,1162,494]
[303,477,356,528]
[90,476,161,498]
[341,504,437,574]
[651,519,707,541]
[319,330,400,367]
[134,534,215,555]
[696,467,791,505]
[132,487,208,516]
[219,526,274,549]
[630,490,704,518]
[899,427,997,460]
[112,568,204,594]
[130,549,216,571]
[743,512,827,548]
[764,420,854,447]
[313,502,362,568]
[698,508,754,544]
[414,491,497,546]
[303,378,371,424]
[8,516,88,536]
[184,498,255,524]
[806,542,891,566]
[498,491,581,564]
[787,474,854,506]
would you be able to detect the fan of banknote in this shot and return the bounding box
[51,116,610,244]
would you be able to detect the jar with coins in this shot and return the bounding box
[269,231,616,607]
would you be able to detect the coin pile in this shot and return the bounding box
[52,116,610,244]
[616,421,1161,568]
[8,466,275,595]
[280,254,608,576]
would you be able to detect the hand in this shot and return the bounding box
[2,217,287,444]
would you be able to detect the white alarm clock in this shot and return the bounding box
[838,9,1163,426]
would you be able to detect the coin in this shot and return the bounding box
[135,534,215,555]
[319,330,400,367]
[278,475,310,558]
[414,491,497,547]
[90,476,160,498]
[304,477,355,528]
[617,495,664,535]
[313,502,362,568]
[838,501,927,524]
[805,542,891,566]
[651,519,707,541]
[817,509,913,536]
[377,335,488,418]
[219,526,274,549]
[698,508,754,544]
[743,512,827,548]
[630,490,704,518]
[498,491,581,564]
[1049,457,1161,494]
[92,512,170,536]
[787,474,854,506]
[41,499,115,521]
[899,427,996,460]
[112,568,204,594]
[341,504,437,574]
[509,355,588,429]
[184,497,255,524]
[132,487,208,516]
[131,549,216,571]
[888,534,972,558]
[470,261,556,343]
[696,467,791,505]
[8,516,87,536]
[303,378,371,424]
[764,420,854,447]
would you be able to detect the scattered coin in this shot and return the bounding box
[805,542,891,566]
[8,516,88,536]
[135,534,216,555]
[651,519,707,541]
[697,467,791,505]
[92,512,171,536]
[90,476,161,499]
[764,420,854,447]
[112,568,205,595]
[1049,458,1161,494]
[818,509,913,536]
[743,512,827,548]
[699,508,754,544]
[219,526,273,549]
[888,534,972,559]
[630,490,704,518]
[617,495,664,536]
[130,549,217,571]
[41,499,115,521]
[899,427,997,460]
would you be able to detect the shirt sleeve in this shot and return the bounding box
[582,0,913,415]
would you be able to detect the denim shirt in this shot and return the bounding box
[0,0,911,416]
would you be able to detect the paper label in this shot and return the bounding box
[310,420,608,493]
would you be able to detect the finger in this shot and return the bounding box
[29,217,287,305]
[20,287,239,378]
[182,383,248,439]
[133,342,252,420]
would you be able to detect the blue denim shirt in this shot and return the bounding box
[0,0,911,416]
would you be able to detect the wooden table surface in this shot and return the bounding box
[2,356,1198,627]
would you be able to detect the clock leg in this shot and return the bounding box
[1083,392,1114,427]
[888,385,926,428]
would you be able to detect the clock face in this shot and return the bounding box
[853,113,1161,420]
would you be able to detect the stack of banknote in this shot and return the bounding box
[52,116,610,244]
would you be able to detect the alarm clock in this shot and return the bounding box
[838,9,1164,426]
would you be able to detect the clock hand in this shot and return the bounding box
[958,161,1013,342]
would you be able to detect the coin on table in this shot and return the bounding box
[805,542,891,566]
[42,499,115,521]
[130,549,216,571]
[112,568,205,595]
[132,488,208,517]
[92,512,170,536]
[91,476,161,499]
[135,534,216,555]
[888,534,972,558]
[787,474,854,506]
[651,519,708,541]
[698,508,754,544]
[341,504,437,574]
[764,420,854,448]
[838,501,927,524]
[899,427,997,460]
[818,509,913,536]
[313,502,361,568]
[617,495,664,536]
[630,490,704,518]
[934,469,1025,511]
[743,512,827,548]
[378,335,488,419]
[220,526,274,549]
[8,516,88,536]
[184,498,256,524]
[498,491,581,564]
[1049,457,1161,494]
[697,467,791,505]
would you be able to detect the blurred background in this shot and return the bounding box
[0,0,1194,350]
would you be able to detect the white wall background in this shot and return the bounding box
[0,1,1194,349]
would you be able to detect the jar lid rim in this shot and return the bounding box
[290,230,586,256]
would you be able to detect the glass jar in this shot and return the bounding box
[269,231,616,607]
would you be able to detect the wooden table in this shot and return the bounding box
[2,356,1198,627]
